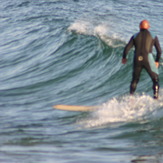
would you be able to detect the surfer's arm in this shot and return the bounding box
[154,36,162,62]
[122,36,134,60]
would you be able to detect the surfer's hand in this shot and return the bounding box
[155,62,159,68]
[122,58,127,64]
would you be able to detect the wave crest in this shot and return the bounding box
[68,20,125,48]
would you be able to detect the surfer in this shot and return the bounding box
[122,20,162,99]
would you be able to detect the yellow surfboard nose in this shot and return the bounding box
[53,104,100,112]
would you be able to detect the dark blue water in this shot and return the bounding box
[0,0,163,162]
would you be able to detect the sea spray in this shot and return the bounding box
[68,19,125,47]
[78,93,163,128]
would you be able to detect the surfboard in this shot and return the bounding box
[53,104,100,112]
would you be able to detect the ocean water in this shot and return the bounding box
[0,0,163,162]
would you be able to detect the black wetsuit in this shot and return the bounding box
[123,29,162,98]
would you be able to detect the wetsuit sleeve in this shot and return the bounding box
[123,36,134,59]
[154,36,162,62]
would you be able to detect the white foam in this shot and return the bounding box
[77,93,163,128]
[93,24,108,36]
[68,20,125,47]
[68,20,92,35]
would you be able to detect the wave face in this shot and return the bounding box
[0,0,163,162]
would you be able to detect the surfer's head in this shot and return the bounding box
[139,20,150,30]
